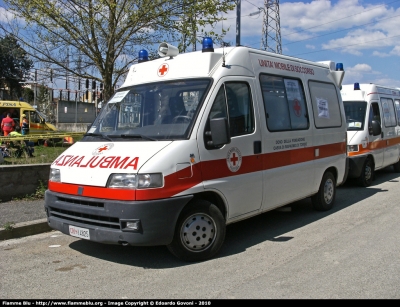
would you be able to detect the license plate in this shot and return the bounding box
[69,225,90,240]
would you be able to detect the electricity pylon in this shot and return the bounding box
[261,0,282,54]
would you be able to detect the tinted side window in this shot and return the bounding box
[309,81,342,128]
[395,100,400,126]
[225,83,254,136]
[208,82,254,137]
[259,74,308,132]
[381,98,397,127]
[368,102,381,134]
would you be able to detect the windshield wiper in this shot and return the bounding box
[84,132,113,141]
[120,134,157,141]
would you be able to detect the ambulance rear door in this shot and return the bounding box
[197,77,263,220]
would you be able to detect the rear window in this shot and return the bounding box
[259,74,309,132]
[309,81,342,128]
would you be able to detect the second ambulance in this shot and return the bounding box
[45,38,347,262]
[341,83,400,186]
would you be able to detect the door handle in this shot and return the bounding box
[254,141,261,154]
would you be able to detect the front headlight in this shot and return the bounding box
[49,168,61,182]
[108,174,137,188]
[347,145,359,152]
[107,173,163,189]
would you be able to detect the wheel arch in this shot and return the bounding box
[190,191,227,221]
[324,166,338,184]
[366,154,375,169]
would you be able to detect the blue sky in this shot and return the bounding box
[218,0,400,88]
[1,0,400,90]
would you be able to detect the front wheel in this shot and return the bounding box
[393,160,400,173]
[358,158,374,187]
[167,199,226,262]
[311,171,336,211]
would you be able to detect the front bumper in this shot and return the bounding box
[347,155,368,178]
[44,190,193,246]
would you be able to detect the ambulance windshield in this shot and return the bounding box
[343,101,367,131]
[85,79,211,141]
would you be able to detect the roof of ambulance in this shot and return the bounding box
[121,45,334,88]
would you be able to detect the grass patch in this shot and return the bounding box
[1,134,83,165]
[2,221,16,231]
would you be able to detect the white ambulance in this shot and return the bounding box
[45,38,347,262]
[341,83,400,186]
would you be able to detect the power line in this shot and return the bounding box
[289,33,400,57]
[241,0,400,50]
[284,13,400,46]
[243,0,261,10]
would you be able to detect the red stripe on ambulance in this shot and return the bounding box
[49,141,345,201]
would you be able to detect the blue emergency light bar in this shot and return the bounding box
[202,37,214,53]
[138,50,149,63]
[336,63,344,71]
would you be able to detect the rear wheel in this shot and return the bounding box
[393,160,400,173]
[311,171,336,211]
[167,199,226,262]
[358,158,374,187]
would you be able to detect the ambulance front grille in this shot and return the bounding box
[57,196,104,208]
[49,207,120,229]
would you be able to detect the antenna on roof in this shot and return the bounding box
[222,42,226,67]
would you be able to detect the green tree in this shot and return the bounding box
[37,83,49,110]
[1,0,235,101]
[0,35,33,100]
[21,87,34,103]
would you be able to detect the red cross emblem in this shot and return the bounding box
[226,147,242,172]
[158,64,169,77]
[93,143,114,155]
[293,99,302,117]
[98,146,108,152]
[230,153,239,166]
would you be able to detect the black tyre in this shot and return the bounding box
[311,171,336,211]
[167,199,226,262]
[358,158,374,187]
[393,160,400,173]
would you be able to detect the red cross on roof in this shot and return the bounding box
[158,64,169,77]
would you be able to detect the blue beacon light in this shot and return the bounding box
[354,82,360,90]
[202,37,214,53]
[336,63,344,71]
[138,50,149,63]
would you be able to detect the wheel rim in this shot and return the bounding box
[180,213,217,252]
[364,162,372,181]
[323,178,334,204]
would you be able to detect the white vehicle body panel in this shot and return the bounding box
[45,43,348,250]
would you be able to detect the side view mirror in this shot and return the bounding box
[40,118,46,124]
[369,120,381,136]
[206,117,230,147]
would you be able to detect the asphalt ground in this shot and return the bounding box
[0,198,51,240]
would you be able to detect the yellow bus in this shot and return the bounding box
[0,100,57,136]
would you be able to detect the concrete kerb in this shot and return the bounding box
[0,218,52,241]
